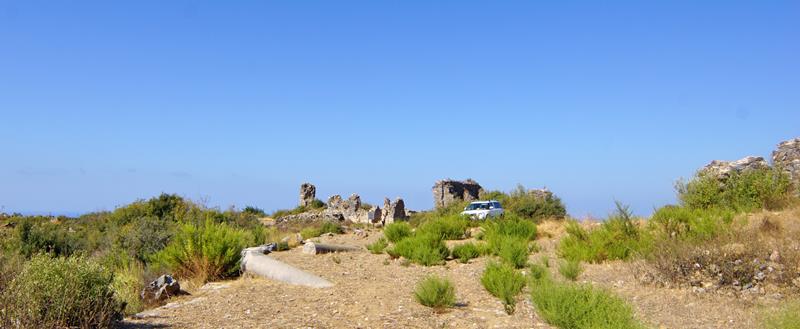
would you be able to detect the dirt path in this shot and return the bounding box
[123,229,772,329]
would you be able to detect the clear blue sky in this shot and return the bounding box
[1,1,798,218]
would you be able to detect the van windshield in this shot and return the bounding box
[465,203,490,210]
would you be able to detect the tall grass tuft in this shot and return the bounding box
[559,259,583,281]
[451,242,482,263]
[558,202,652,263]
[366,237,389,254]
[414,275,456,311]
[530,277,643,329]
[1,255,124,329]
[481,261,526,314]
[383,222,413,243]
[390,233,450,266]
[417,214,469,240]
[152,220,254,283]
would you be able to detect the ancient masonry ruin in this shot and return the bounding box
[773,138,800,192]
[299,183,316,207]
[699,137,800,194]
[276,183,407,226]
[432,179,483,209]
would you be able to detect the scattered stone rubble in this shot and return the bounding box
[141,275,182,303]
[432,179,483,209]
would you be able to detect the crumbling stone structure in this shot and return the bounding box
[700,156,769,181]
[381,197,407,225]
[432,179,483,209]
[773,138,800,192]
[299,183,316,207]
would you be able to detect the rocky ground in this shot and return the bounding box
[123,223,775,329]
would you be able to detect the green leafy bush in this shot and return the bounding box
[451,242,482,263]
[530,278,643,329]
[152,220,254,282]
[762,300,800,329]
[366,237,389,254]
[558,203,652,263]
[559,260,583,281]
[481,261,527,314]
[417,214,468,240]
[414,275,456,310]
[649,205,734,240]
[677,168,791,212]
[384,222,413,243]
[390,233,449,266]
[14,219,82,257]
[1,255,123,328]
[529,263,549,282]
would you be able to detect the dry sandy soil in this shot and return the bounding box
[123,222,779,329]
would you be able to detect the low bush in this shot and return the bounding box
[414,275,456,311]
[481,261,526,314]
[558,203,652,263]
[529,263,549,282]
[762,300,800,329]
[391,233,450,266]
[300,221,344,240]
[649,205,734,240]
[483,185,567,221]
[677,168,791,212]
[151,220,254,282]
[366,237,389,254]
[492,236,530,268]
[530,278,643,329]
[271,199,326,218]
[559,260,583,281]
[384,222,413,243]
[417,214,468,240]
[482,215,538,241]
[451,243,481,263]
[1,255,123,329]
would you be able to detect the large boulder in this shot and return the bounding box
[432,179,483,209]
[299,183,316,207]
[700,156,769,181]
[141,275,181,303]
[773,138,800,192]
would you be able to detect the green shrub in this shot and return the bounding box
[242,206,266,217]
[414,275,456,310]
[14,219,82,257]
[300,221,344,240]
[483,185,567,221]
[649,205,734,240]
[367,237,389,254]
[1,255,123,328]
[559,260,583,281]
[391,233,449,266]
[417,214,468,240]
[558,203,652,263]
[384,222,413,243]
[492,236,530,268]
[529,263,549,282]
[482,215,538,241]
[530,278,643,329]
[677,168,791,212]
[451,243,481,263]
[763,300,800,329]
[152,220,254,282]
[481,261,527,314]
